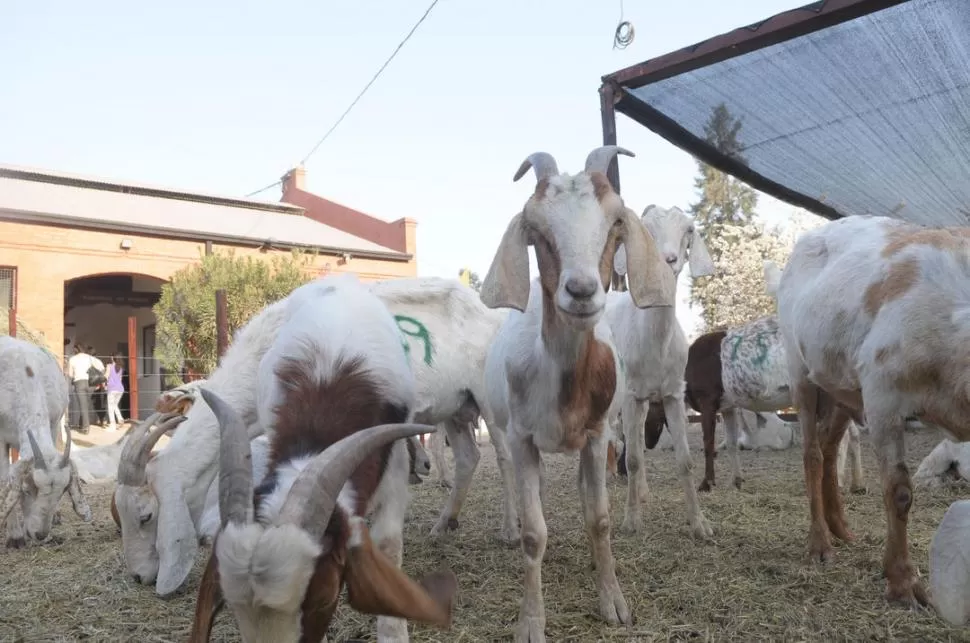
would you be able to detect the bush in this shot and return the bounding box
[153,249,314,386]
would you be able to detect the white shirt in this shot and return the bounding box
[68,353,101,382]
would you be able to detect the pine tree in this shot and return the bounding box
[688,103,760,330]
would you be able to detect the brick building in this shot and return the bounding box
[0,164,417,417]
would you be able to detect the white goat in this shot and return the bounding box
[191,273,454,642]
[606,204,714,537]
[0,335,91,546]
[775,214,970,607]
[481,146,676,641]
[914,439,970,489]
[930,499,970,625]
[115,276,515,596]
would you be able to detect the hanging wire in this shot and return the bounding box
[613,0,635,50]
[244,180,282,198]
[299,0,442,166]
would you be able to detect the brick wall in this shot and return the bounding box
[0,219,417,353]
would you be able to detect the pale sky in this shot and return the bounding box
[1,0,814,337]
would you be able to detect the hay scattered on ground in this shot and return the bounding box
[2,429,970,642]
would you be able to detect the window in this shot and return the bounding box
[0,267,16,334]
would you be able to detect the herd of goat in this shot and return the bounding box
[4,144,970,639]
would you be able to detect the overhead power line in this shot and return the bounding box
[245,180,282,198]
[299,0,443,166]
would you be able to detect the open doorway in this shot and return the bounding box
[64,273,165,424]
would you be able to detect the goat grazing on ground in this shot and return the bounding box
[775,214,970,607]
[115,276,514,596]
[684,315,865,493]
[0,335,90,547]
[189,273,455,642]
[481,146,675,641]
[606,204,714,538]
[914,439,970,489]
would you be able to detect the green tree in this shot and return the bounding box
[688,103,760,328]
[458,268,482,292]
[154,249,314,386]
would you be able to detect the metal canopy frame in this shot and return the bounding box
[598,0,911,221]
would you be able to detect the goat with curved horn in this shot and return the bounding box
[513,152,560,183]
[585,145,635,176]
[279,423,437,541]
[198,388,254,527]
[26,431,47,471]
[117,411,187,486]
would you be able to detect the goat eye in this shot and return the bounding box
[140,513,153,525]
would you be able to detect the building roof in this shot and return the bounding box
[0,164,409,260]
[601,0,970,227]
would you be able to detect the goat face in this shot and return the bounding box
[639,205,714,280]
[13,430,89,542]
[197,388,456,643]
[481,146,676,325]
[114,412,188,590]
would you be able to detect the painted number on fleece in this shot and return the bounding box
[729,333,769,367]
[395,315,434,366]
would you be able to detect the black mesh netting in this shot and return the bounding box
[625,0,970,225]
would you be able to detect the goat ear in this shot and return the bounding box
[0,462,24,521]
[480,212,531,312]
[66,462,92,521]
[619,207,676,309]
[155,484,200,596]
[688,226,715,278]
[188,550,225,643]
[344,522,455,628]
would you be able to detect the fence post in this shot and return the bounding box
[216,289,228,360]
[7,307,15,337]
[128,316,139,421]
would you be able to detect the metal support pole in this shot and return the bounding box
[216,289,229,360]
[205,240,213,256]
[7,307,15,337]
[128,316,139,421]
[600,81,627,292]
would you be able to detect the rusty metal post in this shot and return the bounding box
[128,316,139,421]
[7,307,15,337]
[205,240,213,256]
[216,289,228,360]
[600,81,627,292]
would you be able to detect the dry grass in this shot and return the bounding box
[3,428,970,642]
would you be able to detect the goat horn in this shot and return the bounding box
[117,411,184,485]
[26,430,47,471]
[59,427,72,469]
[198,388,253,527]
[278,423,437,541]
[513,152,560,183]
[584,145,635,176]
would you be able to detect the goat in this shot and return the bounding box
[606,204,714,537]
[914,439,970,489]
[684,316,865,493]
[189,273,455,642]
[406,436,431,484]
[0,335,90,547]
[774,214,970,607]
[115,276,515,596]
[480,146,675,641]
[930,499,970,625]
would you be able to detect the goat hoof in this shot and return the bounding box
[499,525,521,546]
[691,516,714,540]
[697,479,714,493]
[599,586,632,626]
[514,615,546,643]
[886,577,929,609]
[809,543,835,564]
[6,537,25,549]
[732,477,743,490]
[850,485,867,495]
[620,514,642,534]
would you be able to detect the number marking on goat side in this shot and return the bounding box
[395,315,434,366]
[729,333,770,368]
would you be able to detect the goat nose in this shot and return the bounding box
[132,573,144,584]
[664,252,678,265]
[565,276,597,300]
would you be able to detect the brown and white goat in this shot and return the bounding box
[190,273,456,642]
[775,214,970,607]
[481,146,675,642]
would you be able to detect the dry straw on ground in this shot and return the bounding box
[2,428,970,642]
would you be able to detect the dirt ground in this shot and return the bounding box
[2,426,970,642]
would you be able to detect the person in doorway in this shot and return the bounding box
[105,353,126,431]
[67,344,94,434]
[87,345,107,426]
